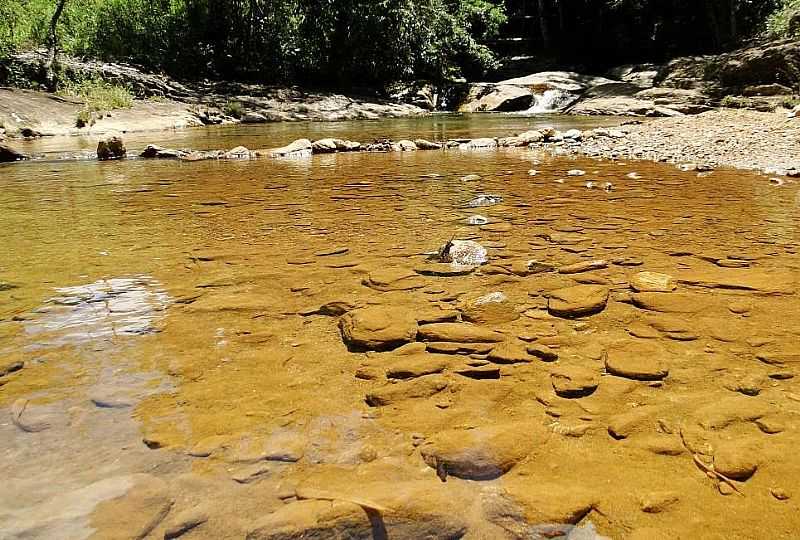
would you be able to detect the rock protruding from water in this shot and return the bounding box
[96,132,126,160]
[339,306,418,351]
[140,144,186,159]
[432,239,488,266]
[311,138,362,153]
[260,138,312,158]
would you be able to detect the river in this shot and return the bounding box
[1,114,799,539]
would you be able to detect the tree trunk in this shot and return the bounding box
[729,0,738,42]
[537,0,551,49]
[45,0,68,91]
[704,0,723,49]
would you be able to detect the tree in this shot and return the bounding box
[44,0,67,90]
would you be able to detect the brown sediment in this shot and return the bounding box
[1,119,799,538]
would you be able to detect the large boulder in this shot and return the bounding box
[458,84,534,112]
[246,500,371,540]
[96,132,126,161]
[457,71,614,113]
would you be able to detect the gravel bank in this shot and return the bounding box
[557,109,800,174]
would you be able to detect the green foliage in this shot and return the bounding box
[0,0,506,85]
[720,94,775,111]
[58,77,134,111]
[721,95,748,107]
[75,108,93,128]
[0,0,795,87]
[223,100,244,119]
[780,95,800,108]
[766,0,800,37]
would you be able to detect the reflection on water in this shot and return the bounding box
[25,276,169,346]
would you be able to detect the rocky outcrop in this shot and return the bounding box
[458,84,534,112]
[457,71,613,113]
[0,143,29,162]
[567,84,712,117]
[656,39,800,95]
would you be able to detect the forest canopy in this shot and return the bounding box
[0,0,796,87]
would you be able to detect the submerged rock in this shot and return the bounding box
[547,285,609,318]
[421,424,535,480]
[366,375,449,407]
[339,306,418,351]
[466,215,489,225]
[459,291,519,325]
[604,342,669,381]
[551,366,600,398]
[466,194,504,208]
[417,323,505,344]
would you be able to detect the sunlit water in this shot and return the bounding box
[1,114,799,539]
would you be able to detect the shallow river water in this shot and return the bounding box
[1,114,800,539]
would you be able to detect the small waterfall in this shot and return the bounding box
[526,89,577,114]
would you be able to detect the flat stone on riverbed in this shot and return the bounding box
[385,354,453,379]
[420,424,535,480]
[414,263,476,276]
[551,366,600,398]
[604,342,669,381]
[631,292,705,313]
[547,285,610,318]
[631,271,676,292]
[366,375,449,407]
[339,306,418,351]
[417,323,505,343]
[363,268,425,291]
[558,260,608,274]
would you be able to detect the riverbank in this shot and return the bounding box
[0,86,425,138]
[554,108,800,175]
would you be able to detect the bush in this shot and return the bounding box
[223,100,244,119]
[766,0,800,38]
[720,95,775,111]
[58,77,134,111]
